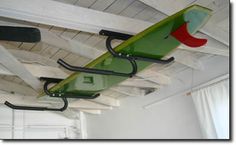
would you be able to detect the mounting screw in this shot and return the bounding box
[164,35,169,39]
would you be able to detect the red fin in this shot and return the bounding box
[171,23,207,47]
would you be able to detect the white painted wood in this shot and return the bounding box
[61,36,104,59]
[92,95,120,107]
[79,111,88,139]
[69,100,113,110]
[134,6,158,21]
[0,79,38,96]
[111,86,146,97]
[75,0,97,8]
[139,0,195,16]
[0,65,12,76]
[168,50,204,70]
[80,109,102,115]
[55,108,80,119]
[201,21,229,46]
[0,92,47,107]
[120,78,160,89]
[0,45,41,91]
[90,0,116,11]
[0,63,68,79]
[120,1,148,18]
[24,64,69,79]
[0,0,151,35]
[0,1,227,58]
[6,48,58,67]
[104,0,135,15]
[137,69,172,85]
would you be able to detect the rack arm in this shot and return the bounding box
[4,97,68,112]
[105,36,175,64]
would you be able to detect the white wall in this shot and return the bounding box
[86,55,229,139]
[0,106,82,139]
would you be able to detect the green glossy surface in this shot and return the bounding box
[44,5,211,98]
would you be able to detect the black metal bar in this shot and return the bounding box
[133,56,175,64]
[0,26,41,42]
[99,30,133,40]
[4,97,68,112]
[57,58,137,78]
[100,29,175,64]
[41,77,100,99]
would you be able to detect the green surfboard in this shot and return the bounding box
[43,5,212,98]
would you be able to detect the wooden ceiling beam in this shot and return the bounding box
[0,45,41,91]
[0,63,69,79]
[0,0,151,35]
[0,1,228,57]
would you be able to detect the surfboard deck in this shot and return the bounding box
[43,5,212,98]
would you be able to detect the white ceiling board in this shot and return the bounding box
[91,95,120,107]
[40,46,59,58]
[50,49,70,61]
[168,50,204,70]
[139,0,195,16]
[1,43,58,66]
[61,29,78,39]
[49,26,66,36]
[111,86,147,97]
[134,6,158,21]
[207,0,229,12]
[105,0,135,14]
[69,100,113,110]
[120,0,148,17]
[80,109,102,115]
[0,78,38,96]
[217,18,229,33]
[56,0,78,5]
[0,0,152,35]
[75,0,97,8]
[148,12,167,23]
[210,5,229,24]
[149,62,187,77]
[137,69,172,85]
[90,0,116,11]
[0,63,69,79]
[193,0,215,6]
[18,42,37,51]
[120,78,160,89]
[73,32,93,42]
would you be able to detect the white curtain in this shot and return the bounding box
[191,79,229,139]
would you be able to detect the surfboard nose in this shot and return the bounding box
[171,22,207,47]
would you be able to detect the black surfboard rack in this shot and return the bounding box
[3,28,174,112]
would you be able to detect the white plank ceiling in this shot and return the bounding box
[0,0,229,116]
